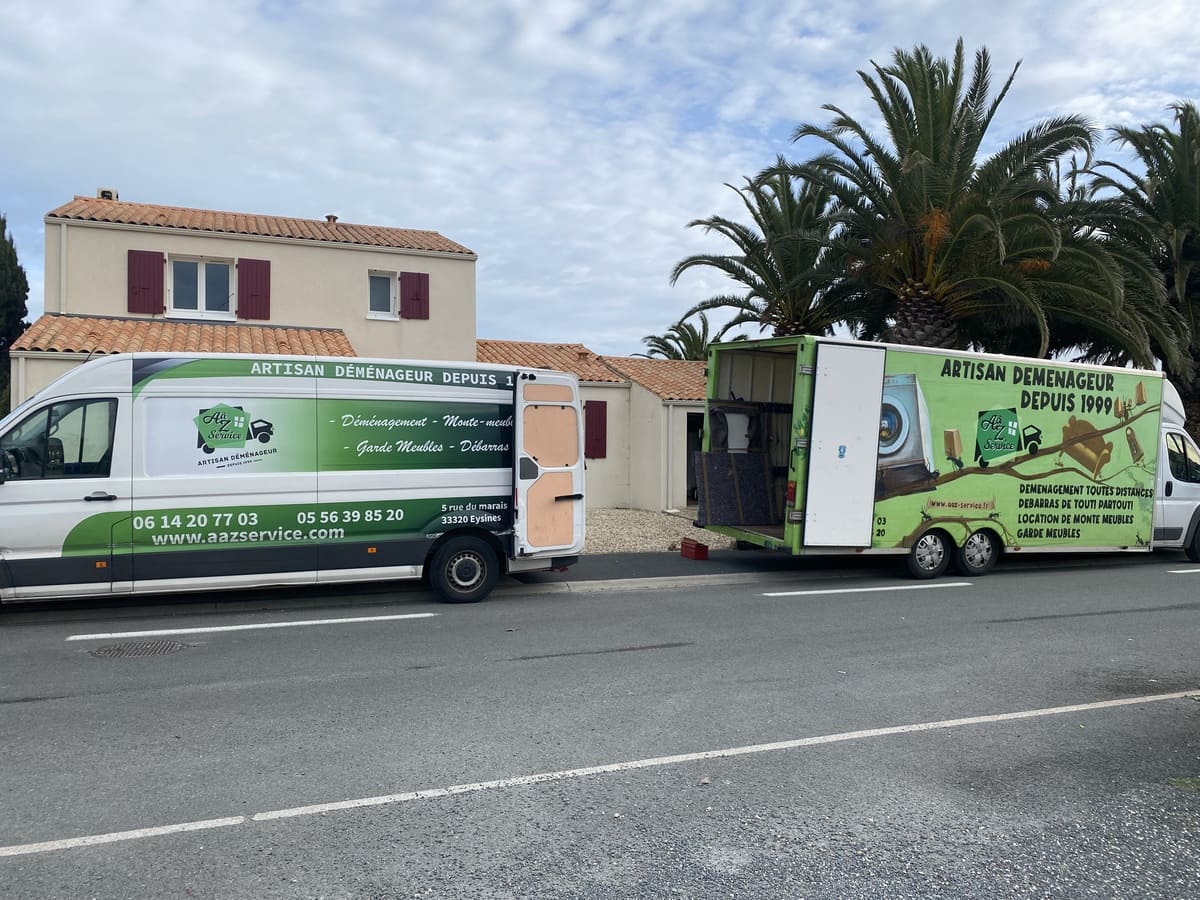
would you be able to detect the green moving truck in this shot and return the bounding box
[696,335,1200,576]
[0,353,585,603]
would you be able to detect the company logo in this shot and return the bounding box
[195,404,275,454]
[974,408,1042,468]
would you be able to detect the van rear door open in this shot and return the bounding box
[514,371,585,558]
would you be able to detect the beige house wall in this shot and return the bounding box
[664,401,703,511]
[577,383,703,512]
[8,354,89,409]
[580,383,630,509]
[627,382,662,510]
[43,220,476,361]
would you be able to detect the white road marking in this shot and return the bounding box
[1167,568,1200,574]
[763,582,971,597]
[64,613,438,642]
[2,688,1195,857]
[0,817,245,857]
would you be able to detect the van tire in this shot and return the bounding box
[907,530,951,579]
[954,529,998,575]
[1186,527,1200,563]
[430,536,498,603]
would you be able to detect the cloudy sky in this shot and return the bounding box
[2,0,1199,356]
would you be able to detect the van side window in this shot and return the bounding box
[1166,432,1200,483]
[0,399,117,480]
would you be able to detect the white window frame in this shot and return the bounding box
[167,255,236,321]
[367,270,398,320]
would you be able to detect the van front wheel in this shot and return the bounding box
[907,530,951,579]
[430,536,498,603]
[1186,527,1200,563]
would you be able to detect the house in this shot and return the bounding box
[10,191,476,402]
[476,339,706,511]
[602,354,707,512]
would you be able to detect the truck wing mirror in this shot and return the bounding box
[0,449,17,484]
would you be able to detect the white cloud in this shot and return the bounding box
[1,0,1198,355]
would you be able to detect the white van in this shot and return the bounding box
[0,353,586,603]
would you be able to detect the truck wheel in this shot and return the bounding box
[1186,527,1200,563]
[954,530,998,576]
[907,530,951,579]
[430,536,498,603]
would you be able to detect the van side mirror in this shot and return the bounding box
[0,449,16,484]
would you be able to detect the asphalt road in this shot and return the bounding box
[1,552,1199,898]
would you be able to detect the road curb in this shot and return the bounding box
[496,569,814,595]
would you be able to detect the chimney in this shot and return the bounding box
[326,214,338,224]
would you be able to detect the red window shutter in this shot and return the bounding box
[400,271,430,319]
[127,250,165,314]
[237,258,271,320]
[584,400,607,459]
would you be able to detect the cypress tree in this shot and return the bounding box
[0,214,31,413]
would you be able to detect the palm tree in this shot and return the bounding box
[636,312,741,360]
[1090,102,1200,422]
[670,160,850,336]
[977,159,1186,371]
[783,39,1101,354]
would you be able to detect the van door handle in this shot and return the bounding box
[1166,481,1174,497]
[554,493,584,501]
[84,492,118,502]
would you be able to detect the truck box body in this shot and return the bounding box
[0,353,585,602]
[697,335,1200,575]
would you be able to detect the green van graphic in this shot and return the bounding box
[195,404,274,454]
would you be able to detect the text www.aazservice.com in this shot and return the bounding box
[149,527,346,546]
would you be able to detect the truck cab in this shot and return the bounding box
[1153,380,1200,559]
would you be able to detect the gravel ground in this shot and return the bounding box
[584,506,737,554]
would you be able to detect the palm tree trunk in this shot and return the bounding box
[886,284,960,348]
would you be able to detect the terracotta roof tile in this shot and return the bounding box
[46,196,475,257]
[11,314,357,357]
[476,339,624,383]
[601,356,707,400]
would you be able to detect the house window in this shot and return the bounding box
[170,257,234,319]
[368,271,397,319]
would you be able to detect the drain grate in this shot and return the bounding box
[89,640,189,659]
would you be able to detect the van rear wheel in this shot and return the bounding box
[907,530,951,579]
[430,536,498,603]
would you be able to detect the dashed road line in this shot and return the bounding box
[64,612,438,642]
[763,582,971,597]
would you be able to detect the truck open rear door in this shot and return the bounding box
[804,342,885,546]
[514,371,586,557]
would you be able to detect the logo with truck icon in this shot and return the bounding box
[194,404,275,454]
[973,408,1042,468]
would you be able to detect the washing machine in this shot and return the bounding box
[877,373,936,488]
